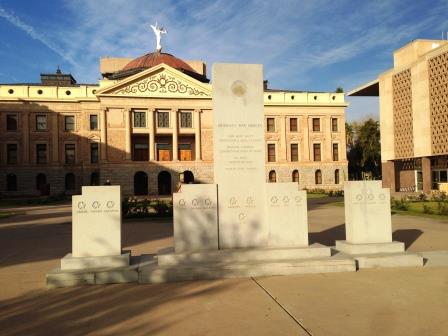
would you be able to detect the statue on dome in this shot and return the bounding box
[150,21,167,52]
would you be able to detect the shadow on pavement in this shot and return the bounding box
[309,224,346,246]
[392,229,423,249]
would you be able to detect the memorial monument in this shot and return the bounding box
[139,64,355,283]
[335,181,424,268]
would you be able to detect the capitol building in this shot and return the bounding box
[0,43,348,197]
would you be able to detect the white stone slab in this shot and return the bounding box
[355,253,424,269]
[72,185,122,257]
[344,181,392,244]
[266,183,308,247]
[335,240,404,254]
[212,63,267,248]
[60,252,130,270]
[173,184,218,252]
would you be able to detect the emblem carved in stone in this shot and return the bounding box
[77,201,86,210]
[205,198,212,206]
[230,197,238,206]
[107,201,115,208]
[355,194,363,201]
[367,194,374,201]
[246,197,254,205]
[295,196,302,203]
[115,73,208,96]
[282,196,290,204]
[192,199,199,206]
[238,212,247,221]
[178,199,186,207]
[92,201,100,209]
[271,196,278,204]
[378,194,386,201]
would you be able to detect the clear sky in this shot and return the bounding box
[0,0,447,121]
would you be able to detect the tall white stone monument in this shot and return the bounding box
[336,181,423,268]
[60,186,129,270]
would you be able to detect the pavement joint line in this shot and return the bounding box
[251,277,313,336]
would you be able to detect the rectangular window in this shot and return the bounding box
[313,143,321,161]
[64,116,75,131]
[90,143,99,163]
[6,114,17,131]
[7,144,17,164]
[65,144,75,164]
[179,143,192,161]
[133,111,146,128]
[290,118,298,132]
[333,143,339,161]
[267,118,275,132]
[36,144,47,164]
[331,118,338,132]
[157,112,170,128]
[180,112,192,128]
[312,118,320,132]
[157,143,171,161]
[90,115,98,130]
[291,144,299,162]
[36,115,47,131]
[267,144,276,162]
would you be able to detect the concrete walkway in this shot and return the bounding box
[0,200,447,335]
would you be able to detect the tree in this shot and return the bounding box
[335,87,344,93]
[346,118,381,180]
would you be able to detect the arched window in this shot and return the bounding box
[184,170,194,184]
[36,173,46,190]
[268,170,277,183]
[65,173,75,191]
[158,171,172,195]
[90,172,100,186]
[292,170,299,183]
[334,169,340,184]
[315,170,322,185]
[134,171,148,195]
[7,173,17,191]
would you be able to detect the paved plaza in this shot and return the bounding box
[0,198,447,336]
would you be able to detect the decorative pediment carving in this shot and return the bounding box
[104,70,210,98]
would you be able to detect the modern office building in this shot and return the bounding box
[0,50,348,197]
[349,39,448,193]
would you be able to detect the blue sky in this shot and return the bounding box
[0,0,447,121]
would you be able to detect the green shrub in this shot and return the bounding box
[391,198,409,211]
[437,202,448,216]
[423,204,433,214]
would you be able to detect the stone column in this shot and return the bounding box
[422,157,431,194]
[381,161,396,191]
[100,108,107,161]
[302,116,310,161]
[52,114,59,162]
[124,108,131,160]
[279,116,286,162]
[148,108,155,161]
[172,108,178,161]
[194,109,202,161]
[22,112,30,164]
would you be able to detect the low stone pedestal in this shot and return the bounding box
[61,251,130,270]
[139,244,356,283]
[335,241,424,269]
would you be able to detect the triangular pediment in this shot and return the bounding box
[96,64,211,98]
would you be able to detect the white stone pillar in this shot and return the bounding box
[148,108,155,161]
[125,108,131,160]
[194,109,202,161]
[52,114,59,162]
[22,112,30,164]
[100,108,107,161]
[172,108,178,161]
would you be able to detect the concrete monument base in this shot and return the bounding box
[335,240,405,255]
[138,244,356,283]
[60,251,130,270]
[47,255,138,288]
[335,241,424,269]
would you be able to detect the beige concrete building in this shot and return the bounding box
[0,51,347,197]
[349,39,448,193]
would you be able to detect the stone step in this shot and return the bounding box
[139,254,356,284]
[335,240,405,255]
[157,243,331,266]
[354,252,424,269]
